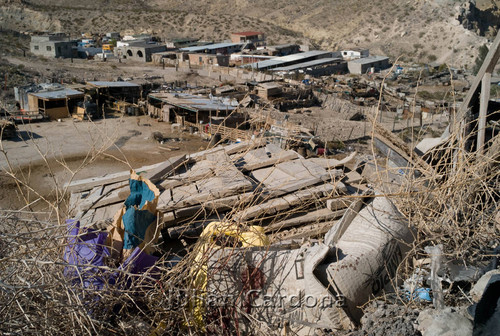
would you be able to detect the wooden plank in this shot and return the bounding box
[77,182,129,212]
[73,186,103,214]
[240,150,298,172]
[142,154,187,183]
[477,72,491,153]
[64,161,165,193]
[232,183,345,222]
[92,203,123,225]
[265,208,346,233]
[456,31,500,128]
[234,197,290,222]
[91,187,128,209]
[270,220,338,242]
[368,113,434,177]
[342,170,365,185]
[308,152,357,169]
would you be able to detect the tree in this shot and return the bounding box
[473,44,489,75]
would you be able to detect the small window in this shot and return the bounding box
[34,45,39,50]
[46,46,52,51]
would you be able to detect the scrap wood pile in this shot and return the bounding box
[66,140,367,248]
[2,124,499,335]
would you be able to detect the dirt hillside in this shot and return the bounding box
[1,0,500,66]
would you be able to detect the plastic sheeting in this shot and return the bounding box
[64,170,163,290]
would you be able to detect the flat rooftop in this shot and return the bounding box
[245,50,333,70]
[348,55,389,65]
[272,58,343,71]
[29,89,84,100]
[149,92,237,112]
[126,42,166,49]
[179,42,244,53]
[87,81,140,88]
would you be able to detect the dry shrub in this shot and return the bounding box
[396,120,499,260]
[1,80,499,334]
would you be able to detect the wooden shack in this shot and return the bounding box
[27,89,84,120]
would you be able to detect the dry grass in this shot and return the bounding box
[1,80,499,335]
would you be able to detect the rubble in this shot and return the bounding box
[351,301,421,336]
[417,308,473,336]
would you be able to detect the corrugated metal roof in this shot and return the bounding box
[348,56,389,65]
[279,50,332,62]
[149,93,237,112]
[87,81,140,88]
[29,89,84,100]
[245,50,333,69]
[272,58,342,71]
[180,42,244,52]
[247,59,283,69]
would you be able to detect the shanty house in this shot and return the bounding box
[271,58,347,77]
[30,34,76,58]
[147,92,237,125]
[265,44,301,56]
[347,56,390,74]
[152,52,178,65]
[188,53,230,67]
[230,31,265,46]
[179,42,244,55]
[257,82,282,99]
[27,88,84,120]
[87,81,141,115]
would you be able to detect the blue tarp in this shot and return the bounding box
[123,178,157,250]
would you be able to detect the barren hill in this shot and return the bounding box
[2,0,500,67]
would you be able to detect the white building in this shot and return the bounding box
[340,48,370,61]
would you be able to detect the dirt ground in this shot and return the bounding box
[1,54,222,110]
[0,115,206,211]
[5,55,220,88]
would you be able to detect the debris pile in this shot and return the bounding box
[63,137,420,334]
[66,140,365,247]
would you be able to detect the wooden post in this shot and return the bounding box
[456,31,500,132]
[478,72,491,153]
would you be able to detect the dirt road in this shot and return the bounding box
[0,115,206,211]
